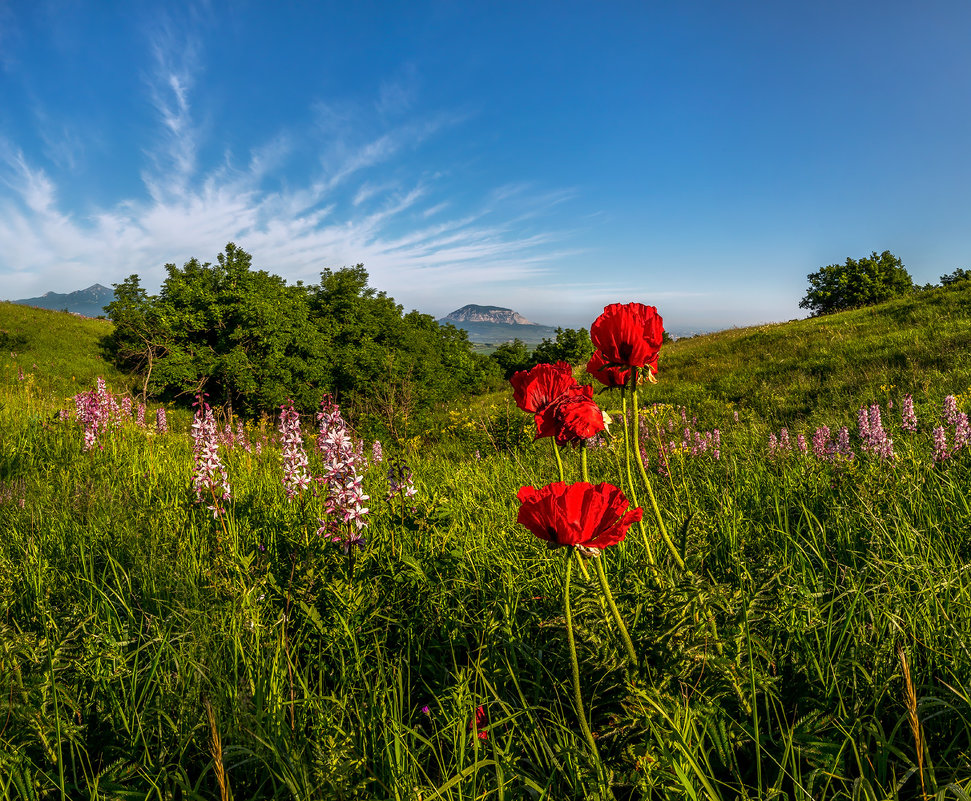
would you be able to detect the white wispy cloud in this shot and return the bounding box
[141,17,203,202]
[0,49,579,315]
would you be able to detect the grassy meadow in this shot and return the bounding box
[2,290,971,800]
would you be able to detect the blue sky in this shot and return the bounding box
[2,1,971,333]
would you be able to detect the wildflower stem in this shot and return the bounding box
[593,552,642,673]
[564,550,599,758]
[552,438,565,482]
[622,390,655,566]
[630,368,685,571]
[573,447,594,582]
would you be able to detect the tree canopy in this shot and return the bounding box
[105,244,498,433]
[799,251,913,316]
[489,327,596,380]
[940,268,971,286]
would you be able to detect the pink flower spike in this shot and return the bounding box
[279,401,311,501]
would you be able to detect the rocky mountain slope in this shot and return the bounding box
[12,284,113,318]
[438,304,558,344]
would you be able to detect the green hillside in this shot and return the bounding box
[652,282,971,426]
[0,301,129,400]
[6,282,971,426]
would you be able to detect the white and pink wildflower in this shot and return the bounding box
[315,396,370,549]
[279,401,312,500]
[190,396,231,517]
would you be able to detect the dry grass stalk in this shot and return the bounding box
[898,646,926,800]
[204,697,231,801]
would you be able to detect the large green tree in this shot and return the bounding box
[799,251,913,316]
[105,244,494,431]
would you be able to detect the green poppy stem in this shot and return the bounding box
[621,390,654,566]
[593,551,642,673]
[630,367,685,571]
[564,550,599,757]
[580,444,589,483]
[552,437,565,483]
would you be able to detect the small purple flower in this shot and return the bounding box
[72,377,125,450]
[155,407,168,434]
[933,426,950,463]
[954,413,970,452]
[796,433,808,454]
[901,394,917,432]
[812,426,831,460]
[858,403,893,459]
[835,426,856,459]
[371,439,384,464]
[944,395,959,426]
[387,458,417,500]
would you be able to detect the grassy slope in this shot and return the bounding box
[7,283,971,424]
[653,282,971,425]
[0,301,129,400]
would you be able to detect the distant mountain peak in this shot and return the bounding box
[12,283,114,317]
[441,304,538,326]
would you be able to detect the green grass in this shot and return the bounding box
[0,300,129,401]
[3,293,971,798]
[655,282,971,426]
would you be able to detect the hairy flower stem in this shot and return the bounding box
[564,551,599,758]
[621,391,654,566]
[572,446,593,582]
[630,368,686,571]
[594,553,642,674]
[552,437,566,482]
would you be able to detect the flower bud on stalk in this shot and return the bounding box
[315,396,369,550]
[190,396,231,517]
[279,401,311,501]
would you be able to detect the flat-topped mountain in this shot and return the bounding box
[13,284,113,318]
[438,304,558,345]
[441,304,537,326]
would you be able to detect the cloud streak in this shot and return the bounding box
[0,48,578,315]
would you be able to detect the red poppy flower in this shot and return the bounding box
[586,350,631,388]
[510,362,577,414]
[470,705,488,740]
[516,481,643,550]
[590,303,664,369]
[534,385,606,445]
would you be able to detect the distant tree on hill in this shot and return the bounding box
[489,327,596,380]
[532,327,595,368]
[799,251,913,316]
[940,267,971,286]
[491,338,532,379]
